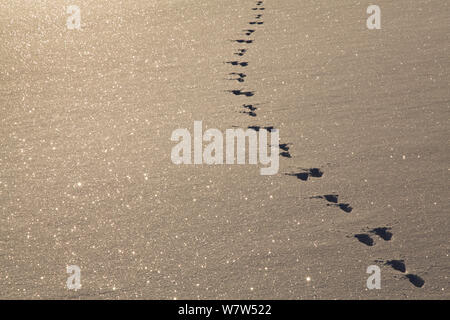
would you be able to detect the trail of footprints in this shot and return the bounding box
[224,0,423,289]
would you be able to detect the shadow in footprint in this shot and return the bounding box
[243,104,257,112]
[240,111,257,117]
[228,72,246,82]
[378,259,425,288]
[232,39,253,44]
[309,168,324,178]
[336,203,353,213]
[234,49,247,56]
[310,194,338,203]
[311,194,353,213]
[385,260,406,273]
[240,104,257,117]
[369,227,393,241]
[405,274,425,288]
[323,194,338,203]
[287,172,309,181]
[354,234,374,246]
[278,143,292,158]
[248,125,274,132]
[226,61,248,67]
[227,90,254,97]
[287,168,323,181]
[279,143,292,152]
[277,143,292,158]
